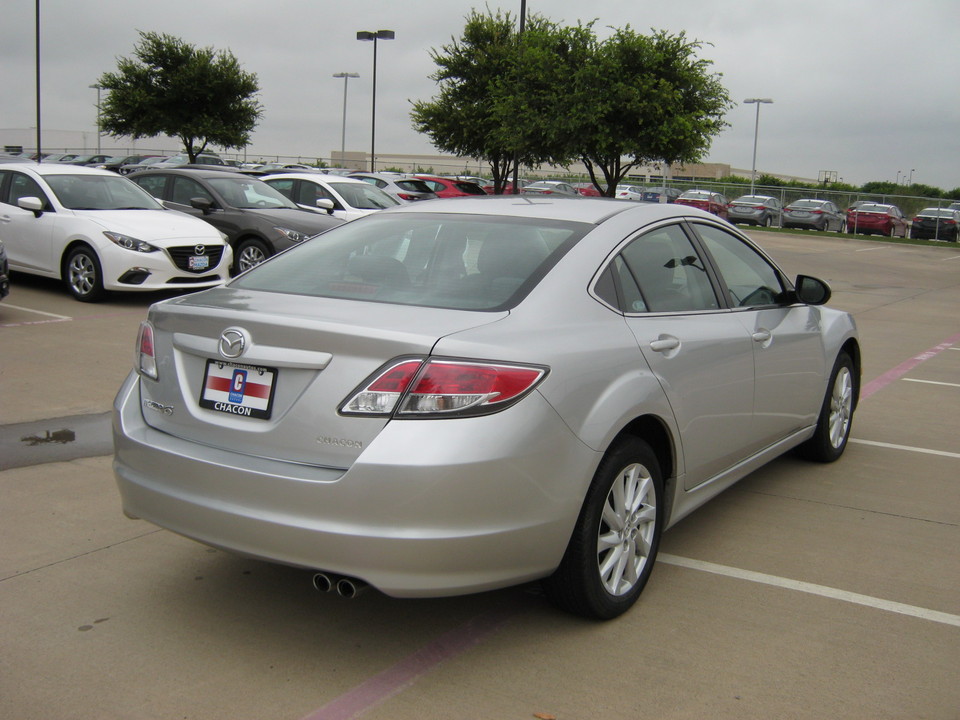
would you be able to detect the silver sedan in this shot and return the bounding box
[113,196,860,619]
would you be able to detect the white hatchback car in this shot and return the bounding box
[263,173,401,221]
[0,163,231,301]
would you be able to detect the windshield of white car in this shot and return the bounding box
[45,174,164,210]
[206,177,299,210]
[231,213,589,311]
[331,182,400,210]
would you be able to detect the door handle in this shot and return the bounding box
[752,329,772,345]
[650,336,680,353]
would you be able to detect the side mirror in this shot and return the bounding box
[18,196,45,218]
[316,198,335,214]
[190,197,214,214]
[794,275,832,306]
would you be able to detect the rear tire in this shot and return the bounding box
[799,353,855,463]
[542,437,663,619]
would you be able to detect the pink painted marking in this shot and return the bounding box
[300,604,518,720]
[861,332,960,400]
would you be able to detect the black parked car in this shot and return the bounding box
[132,168,343,272]
[909,208,960,241]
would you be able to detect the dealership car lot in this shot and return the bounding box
[1,232,959,718]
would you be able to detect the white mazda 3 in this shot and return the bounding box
[113,196,860,618]
[0,162,231,301]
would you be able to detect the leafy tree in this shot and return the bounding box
[412,10,558,194]
[97,31,262,162]
[413,14,732,196]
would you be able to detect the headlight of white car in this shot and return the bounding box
[104,231,159,253]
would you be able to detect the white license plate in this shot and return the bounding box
[189,255,210,270]
[199,360,277,419]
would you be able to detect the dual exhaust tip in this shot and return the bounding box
[312,572,367,599]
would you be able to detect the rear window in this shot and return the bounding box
[395,179,434,194]
[790,200,824,209]
[231,213,588,310]
[854,204,889,213]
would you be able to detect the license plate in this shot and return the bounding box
[199,360,277,419]
[792,211,809,217]
[189,255,210,270]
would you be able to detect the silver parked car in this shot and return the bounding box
[348,172,438,203]
[728,195,782,227]
[113,197,860,619]
[782,199,845,232]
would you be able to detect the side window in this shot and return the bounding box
[618,224,718,312]
[170,177,212,206]
[311,184,341,209]
[268,179,295,201]
[694,223,785,307]
[7,172,50,209]
[135,175,167,200]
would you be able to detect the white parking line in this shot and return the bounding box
[0,303,72,327]
[902,378,960,389]
[850,438,960,459]
[659,554,960,628]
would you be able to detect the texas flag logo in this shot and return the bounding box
[201,362,275,419]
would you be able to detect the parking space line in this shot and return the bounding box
[902,378,960,389]
[861,331,960,400]
[850,438,960,460]
[659,554,960,628]
[0,303,72,328]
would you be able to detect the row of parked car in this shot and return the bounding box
[614,185,960,242]
[2,151,957,305]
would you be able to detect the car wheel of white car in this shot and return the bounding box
[235,239,270,273]
[799,352,855,463]
[543,437,663,619]
[64,246,104,302]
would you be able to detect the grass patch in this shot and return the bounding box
[737,224,959,249]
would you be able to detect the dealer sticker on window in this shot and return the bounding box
[200,360,277,419]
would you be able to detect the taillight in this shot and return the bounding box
[397,193,418,201]
[136,321,158,380]
[340,358,547,418]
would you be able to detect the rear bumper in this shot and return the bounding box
[112,371,600,597]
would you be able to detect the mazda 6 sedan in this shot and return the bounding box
[113,196,860,619]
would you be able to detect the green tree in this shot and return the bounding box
[97,31,262,162]
[412,14,732,196]
[412,10,557,194]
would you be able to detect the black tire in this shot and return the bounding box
[798,352,855,463]
[234,238,271,274]
[64,245,105,302]
[542,437,663,619]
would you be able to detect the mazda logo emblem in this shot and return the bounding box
[194,244,207,256]
[218,328,247,359]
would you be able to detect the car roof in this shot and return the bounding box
[134,168,256,180]
[265,172,368,185]
[380,194,699,225]
[6,162,117,177]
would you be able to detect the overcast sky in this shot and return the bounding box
[2,0,958,189]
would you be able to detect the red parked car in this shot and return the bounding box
[414,175,486,198]
[846,203,908,237]
[573,182,602,197]
[675,190,729,219]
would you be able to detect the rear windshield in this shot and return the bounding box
[790,200,825,209]
[395,179,434,194]
[231,212,588,310]
[331,182,399,209]
[853,204,889,213]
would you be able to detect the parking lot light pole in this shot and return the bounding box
[89,84,102,154]
[356,30,394,172]
[744,98,773,195]
[332,72,359,162]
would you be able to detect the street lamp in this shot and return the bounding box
[356,30,395,172]
[744,98,773,195]
[89,83,102,154]
[332,72,359,162]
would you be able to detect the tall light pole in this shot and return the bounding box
[332,72,359,162]
[744,98,773,195]
[356,30,394,172]
[89,83,102,154]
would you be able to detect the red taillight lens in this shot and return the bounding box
[136,321,158,380]
[341,358,547,418]
[397,193,416,201]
